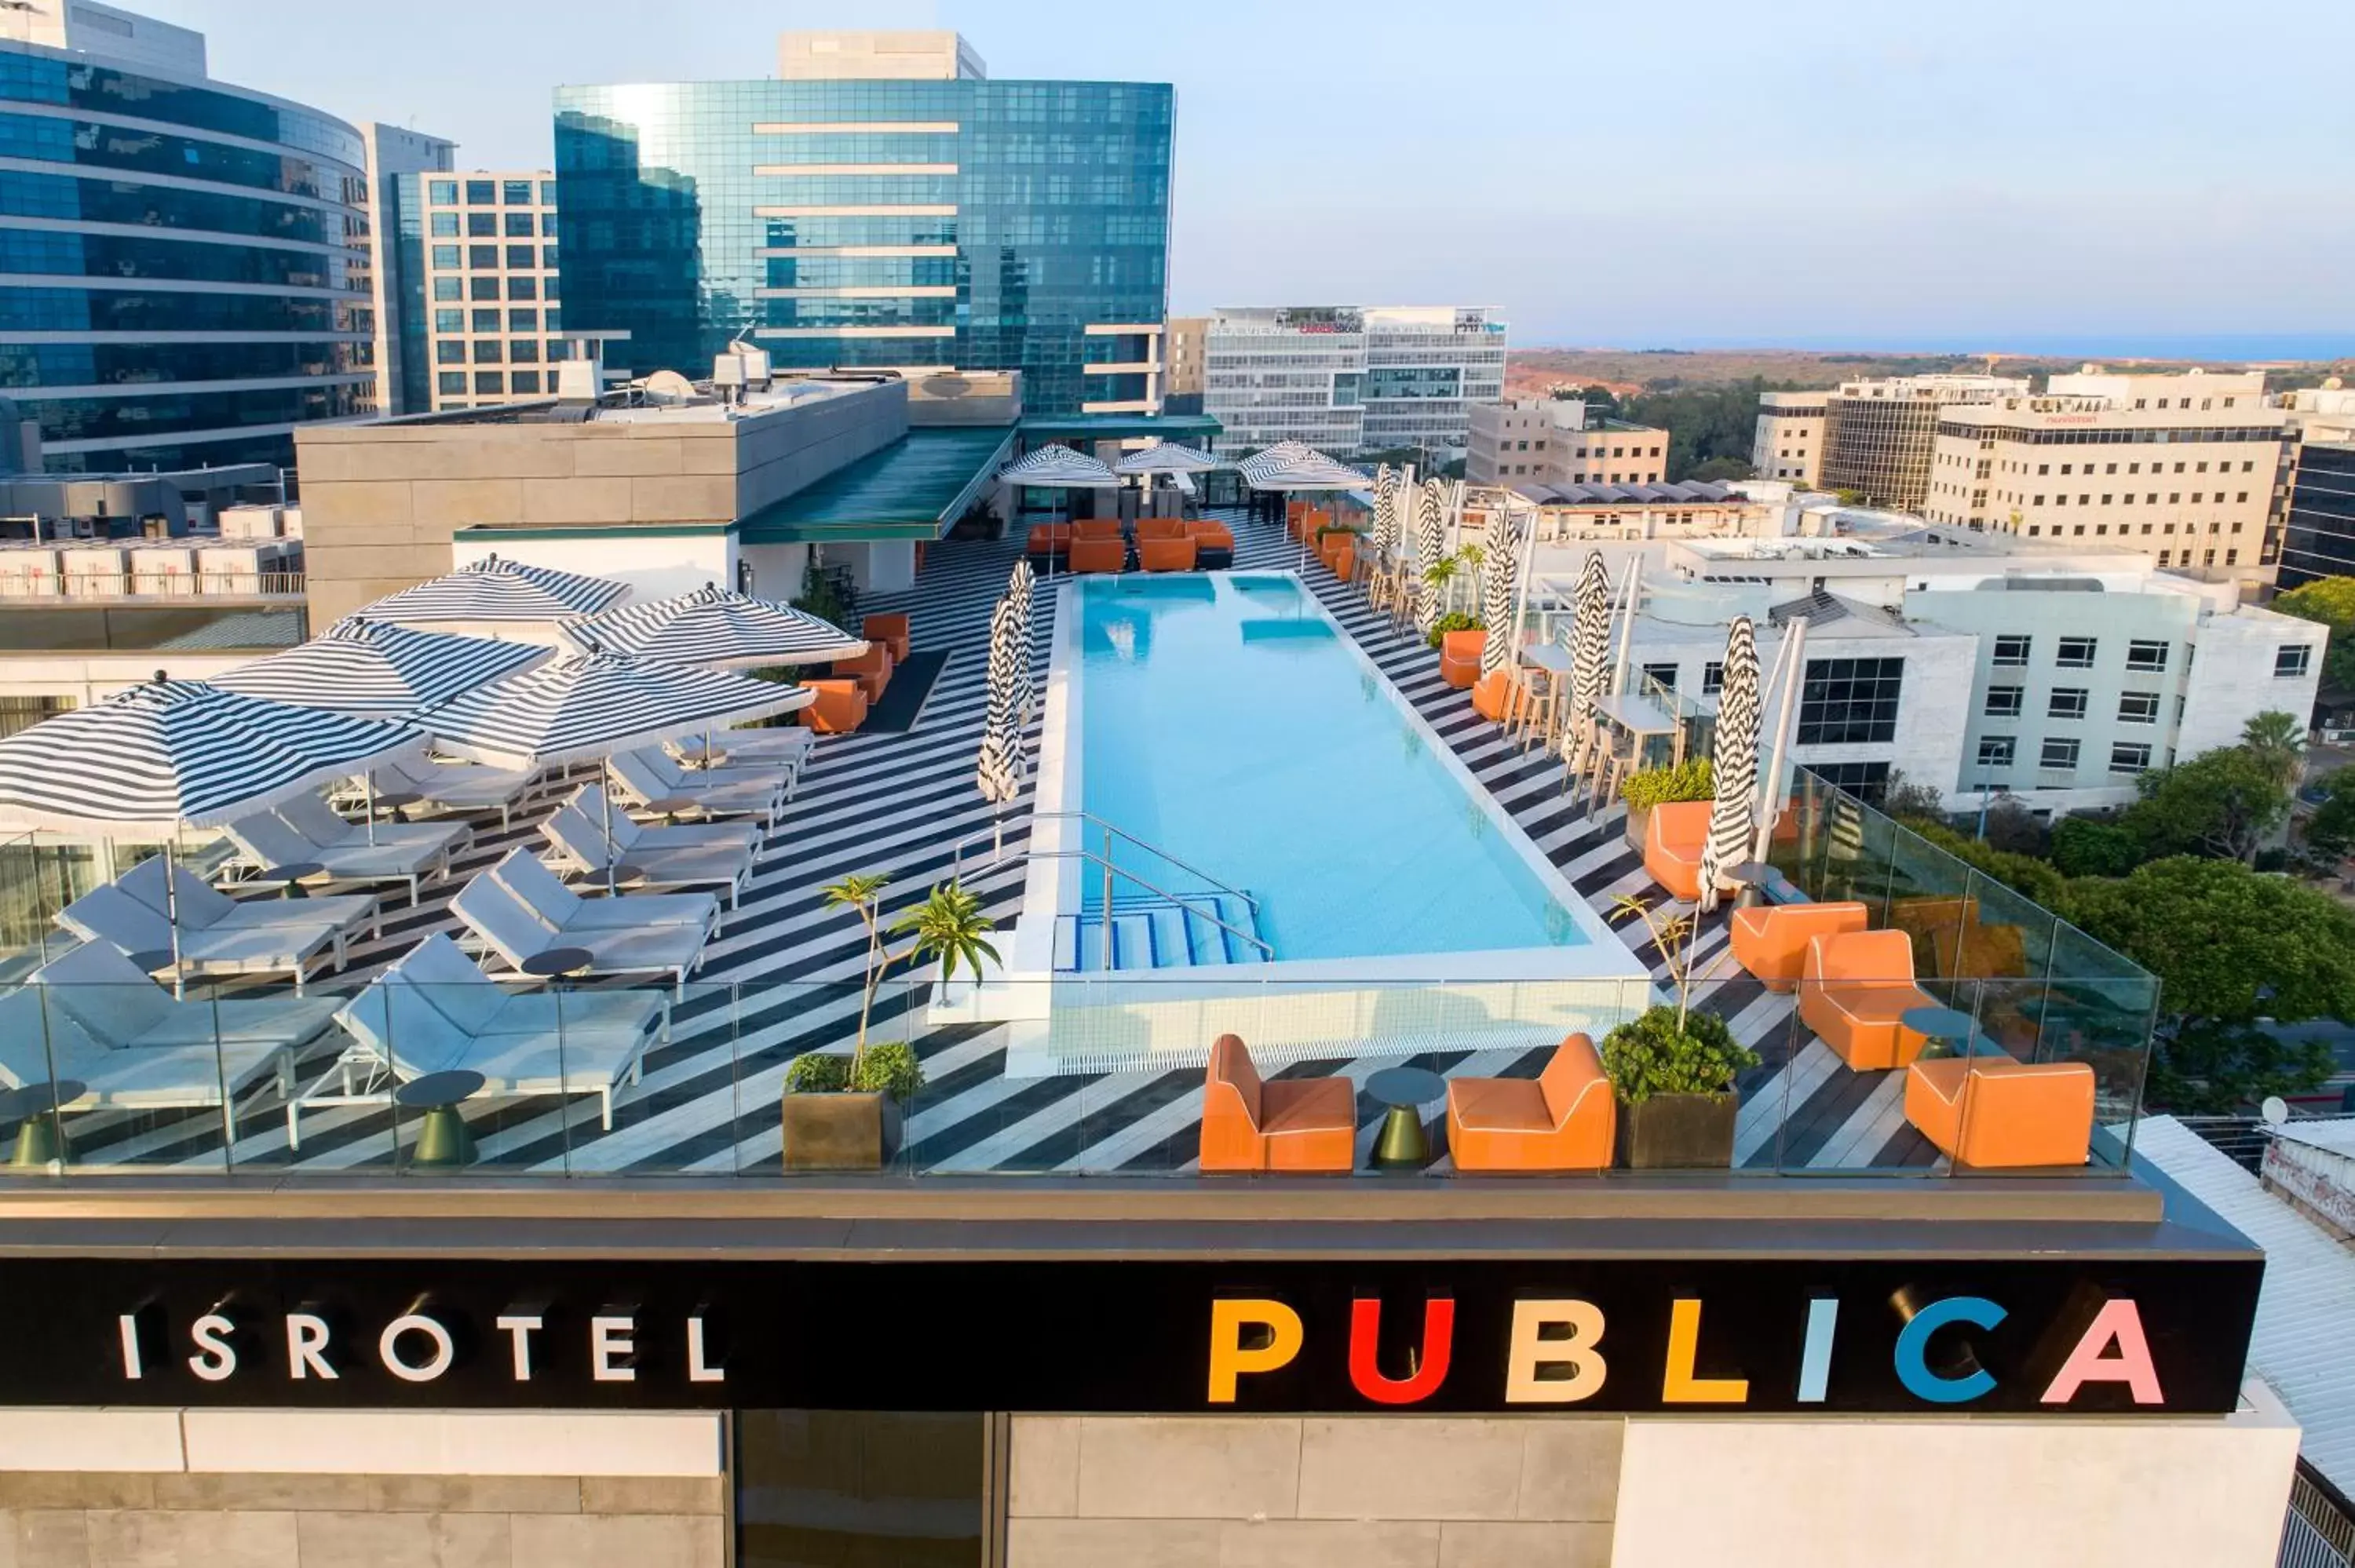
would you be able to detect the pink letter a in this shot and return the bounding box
[2041,1299,2163,1406]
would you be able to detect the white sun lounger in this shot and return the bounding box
[667,726,814,789]
[451,848,718,994]
[341,756,545,831]
[540,786,758,910]
[608,748,787,829]
[300,933,666,1149]
[225,793,467,905]
[59,859,374,995]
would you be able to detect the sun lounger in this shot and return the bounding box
[541,785,758,910]
[344,755,544,830]
[303,933,666,1147]
[666,724,814,783]
[60,859,374,996]
[451,848,718,994]
[5,943,335,1140]
[608,748,787,829]
[225,795,466,906]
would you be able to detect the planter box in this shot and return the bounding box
[1623,804,1652,852]
[1616,1092,1737,1170]
[781,1090,901,1172]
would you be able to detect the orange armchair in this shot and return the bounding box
[1641,800,1713,902]
[1472,669,1513,723]
[1073,519,1123,541]
[1068,538,1127,574]
[1905,1053,2095,1169]
[1025,523,1072,560]
[1198,1034,1356,1172]
[862,613,909,664]
[1729,901,1870,991]
[832,646,893,702]
[1185,520,1234,550]
[1798,928,1937,1070]
[1439,629,1485,689]
[1139,537,1198,572]
[798,678,868,734]
[1447,1034,1615,1172]
[1137,516,1187,541]
[1320,534,1356,579]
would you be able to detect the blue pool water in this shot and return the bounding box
[1072,573,1586,962]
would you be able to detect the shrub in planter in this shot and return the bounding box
[1619,757,1713,848]
[1601,1005,1760,1170]
[1425,611,1480,650]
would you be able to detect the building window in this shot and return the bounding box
[433,309,462,333]
[509,276,538,301]
[1703,662,1725,695]
[466,211,498,237]
[1984,685,2024,718]
[508,308,539,333]
[2109,742,2153,775]
[1797,657,1904,746]
[470,277,500,301]
[432,278,462,301]
[2118,691,2160,725]
[2125,640,2169,672]
[429,180,458,206]
[502,179,534,206]
[504,212,535,237]
[509,339,539,363]
[2276,644,2313,679]
[511,370,542,394]
[471,309,501,333]
[469,245,499,269]
[539,179,559,205]
[432,245,462,269]
[473,340,502,363]
[736,1411,988,1568]
[1992,635,2031,666]
[466,179,495,205]
[506,245,538,269]
[2039,738,2080,771]
[430,212,459,238]
[436,371,466,395]
[1641,662,1679,692]
[2048,687,2089,720]
[2054,636,2097,668]
[434,341,463,365]
[1808,760,1893,799]
[1977,736,2016,768]
[473,370,503,394]
[543,245,560,269]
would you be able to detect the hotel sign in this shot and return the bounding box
[2,1256,2258,1416]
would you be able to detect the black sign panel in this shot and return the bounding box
[6,1255,2258,1416]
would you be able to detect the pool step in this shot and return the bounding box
[1053,892,1269,972]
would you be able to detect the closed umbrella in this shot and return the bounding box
[1696,617,1762,912]
[350,554,628,637]
[1560,551,1612,794]
[976,593,1024,811]
[1481,498,1526,680]
[558,582,866,669]
[1413,476,1450,639]
[1369,463,1400,561]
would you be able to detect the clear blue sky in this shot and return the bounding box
[138,0,2355,356]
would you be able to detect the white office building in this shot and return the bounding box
[1201,305,1506,460]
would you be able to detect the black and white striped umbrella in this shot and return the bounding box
[999,444,1119,487]
[557,582,866,669]
[0,679,425,834]
[1412,476,1450,637]
[210,618,551,719]
[417,653,812,769]
[1238,441,1369,491]
[1370,464,1400,559]
[976,593,1024,805]
[1008,557,1035,629]
[1112,442,1221,476]
[1696,616,1762,911]
[1561,551,1612,771]
[351,555,628,625]
[1481,498,1527,678]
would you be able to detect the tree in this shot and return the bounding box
[1689,455,1755,483]
[2063,858,2354,1113]
[2239,709,2306,793]
[1981,797,2046,857]
[2050,815,2143,877]
[2273,576,2355,693]
[2306,767,2355,861]
[2123,746,2292,863]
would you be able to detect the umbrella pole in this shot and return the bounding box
[364,770,378,845]
[601,769,618,895]
[163,834,184,1000]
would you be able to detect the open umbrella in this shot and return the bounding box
[1481,498,1526,680]
[350,554,628,637]
[1236,441,1368,491]
[558,582,865,669]
[999,444,1118,488]
[1696,617,1762,912]
[420,653,813,892]
[1112,442,1221,477]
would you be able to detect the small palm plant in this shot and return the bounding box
[1608,892,1700,1033]
[817,873,999,1090]
[820,871,892,1069]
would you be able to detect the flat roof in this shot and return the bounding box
[1017,412,1222,443]
[736,424,1014,545]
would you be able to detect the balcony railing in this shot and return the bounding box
[0,571,306,602]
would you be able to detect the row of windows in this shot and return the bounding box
[1951,454,2259,478]
[0,224,354,290]
[433,308,560,334]
[24,380,366,443]
[0,53,365,166]
[429,179,557,208]
[429,243,557,272]
[430,210,559,239]
[432,338,571,365]
[0,286,363,335]
[1974,736,2152,775]
[1984,686,2163,724]
[437,369,553,396]
[0,112,353,203]
[0,170,357,247]
[0,340,364,390]
[1934,421,2284,446]
[431,275,553,304]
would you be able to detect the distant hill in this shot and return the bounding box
[1503,347,2349,399]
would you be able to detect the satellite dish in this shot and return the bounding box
[644,369,696,405]
[2260,1096,2290,1126]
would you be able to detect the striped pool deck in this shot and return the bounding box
[60,505,1940,1176]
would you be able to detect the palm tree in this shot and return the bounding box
[1608,893,1700,1033]
[893,881,1001,989]
[2240,709,2306,794]
[820,871,891,1069]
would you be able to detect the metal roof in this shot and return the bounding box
[2133,1115,2355,1497]
[1017,412,1223,444]
[1513,480,1735,506]
[736,425,1015,545]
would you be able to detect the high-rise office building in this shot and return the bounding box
[1751,390,1827,485]
[2277,382,2355,589]
[1816,374,2028,510]
[400,171,568,411]
[1467,399,1667,487]
[553,30,1172,416]
[1199,305,1508,459]
[0,0,373,472]
[358,125,456,418]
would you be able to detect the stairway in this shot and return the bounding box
[1052,890,1269,972]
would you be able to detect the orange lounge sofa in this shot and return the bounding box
[1904,1053,2095,1169]
[1320,534,1356,579]
[1439,629,1485,689]
[1471,669,1513,724]
[1198,1034,1356,1173]
[832,646,893,702]
[1025,523,1072,560]
[798,678,868,735]
[1641,800,1713,902]
[1072,519,1123,541]
[1068,538,1127,574]
[1447,1033,1616,1172]
[861,614,909,664]
[1729,901,1870,991]
[1798,928,1937,1071]
[1137,516,1187,541]
[1138,537,1197,572]
[1185,520,1235,551]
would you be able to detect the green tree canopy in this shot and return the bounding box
[2238,709,2306,793]
[2122,745,2291,863]
[2306,766,2355,861]
[2050,815,2143,878]
[2064,858,2353,1110]
[2273,577,2355,692]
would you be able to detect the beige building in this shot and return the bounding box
[1468,399,1667,486]
[1923,368,2288,590]
[1164,315,1207,400]
[1819,374,2029,510]
[415,171,568,411]
[358,124,457,418]
[1751,390,1827,485]
[777,27,984,80]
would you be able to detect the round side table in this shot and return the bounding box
[258,861,326,899]
[0,1080,82,1169]
[370,789,425,823]
[396,1069,486,1169]
[1902,1005,1981,1061]
[1364,1066,1448,1170]
[520,946,595,982]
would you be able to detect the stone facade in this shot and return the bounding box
[1006,1414,1621,1567]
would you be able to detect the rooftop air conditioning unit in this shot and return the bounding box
[555,359,599,403]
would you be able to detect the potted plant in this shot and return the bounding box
[781,875,1000,1172]
[1619,757,1714,851]
[1601,896,1759,1169]
[1425,611,1480,651]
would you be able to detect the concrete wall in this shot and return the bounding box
[1006,1414,1621,1566]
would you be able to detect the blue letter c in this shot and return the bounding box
[1894,1296,2006,1404]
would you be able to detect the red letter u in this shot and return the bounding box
[1349,1297,1455,1405]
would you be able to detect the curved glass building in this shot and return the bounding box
[0,29,371,472]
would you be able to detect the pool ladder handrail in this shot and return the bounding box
[953,811,1272,970]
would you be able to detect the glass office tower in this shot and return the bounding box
[553,69,1172,414]
[0,35,371,472]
